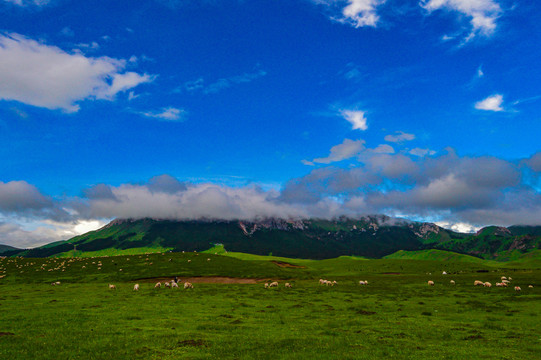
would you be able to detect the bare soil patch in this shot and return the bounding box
[0,332,14,337]
[177,339,206,347]
[271,260,306,268]
[381,272,402,275]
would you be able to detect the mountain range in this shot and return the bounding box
[1,216,540,260]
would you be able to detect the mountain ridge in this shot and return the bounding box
[3,216,540,260]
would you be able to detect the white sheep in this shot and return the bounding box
[484,282,492,288]
[474,280,484,286]
[514,286,521,292]
[155,282,161,289]
[171,282,179,288]
[264,283,269,288]
[133,284,140,291]
[269,281,278,288]
[164,282,171,288]
[359,281,367,285]
[528,285,533,288]
[285,283,292,288]
[450,280,455,285]
[184,282,193,289]
[109,284,116,290]
[428,280,435,286]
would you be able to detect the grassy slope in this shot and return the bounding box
[384,249,489,263]
[0,253,540,359]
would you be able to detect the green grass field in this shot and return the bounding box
[0,251,540,359]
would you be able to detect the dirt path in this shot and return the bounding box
[271,261,306,268]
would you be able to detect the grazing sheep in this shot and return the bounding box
[450,280,455,285]
[269,281,279,288]
[154,282,161,289]
[528,285,533,288]
[514,286,521,292]
[332,280,338,285]
[428,280,435,286]
[359,281,367,285]
[442,271,447,275]
[133,284,140,291]
[474,280,484,286]
[285,283,292,288]
[496,283,504,287]
[207,258,211,261]
[188,260,191,263]
[184,282,193,289]
[264,283,269,288]
[109,284,116,290]
[171,282,179,288]
[55,281,61,285]
[484,282,492,288]
[502,279,510,284]
[508,277,513,281]
[501,276,507,280]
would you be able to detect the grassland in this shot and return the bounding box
[0,251,540,359]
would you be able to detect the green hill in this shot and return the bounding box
[0,244,20,254]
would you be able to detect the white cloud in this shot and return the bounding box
[340,109,368,130]
[0,33,153,112]
[409,148,436,157]
[475,94,504,111]
[140,107,185,121]
[435,221,479,233]
[0,219,105,248]
[340,0,385,28]
[312,139,366,164]
[421,0,502,40]
[371,144,395,154]
[384,131,415,143]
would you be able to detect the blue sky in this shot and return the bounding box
[1,0,541,247]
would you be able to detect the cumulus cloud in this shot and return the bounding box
[0,219,105,248]
[475,94,504,111]
[341,0,385,28]
[139,107,185,121]
[421,0,502,40]
[384,131,415,143]
[313,0,385,28]
[0,180,52,213]
[371,144,395,154]
[525,152,541,173]
[78,181,306,221]
[340,109,368,130]
[0,33,153,112]
[311,139,366,164]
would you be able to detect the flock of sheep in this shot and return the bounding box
[428,275,534,291]
[108,279,194,291]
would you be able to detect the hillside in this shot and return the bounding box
[0,244,20,254]
[6,217,541,260]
